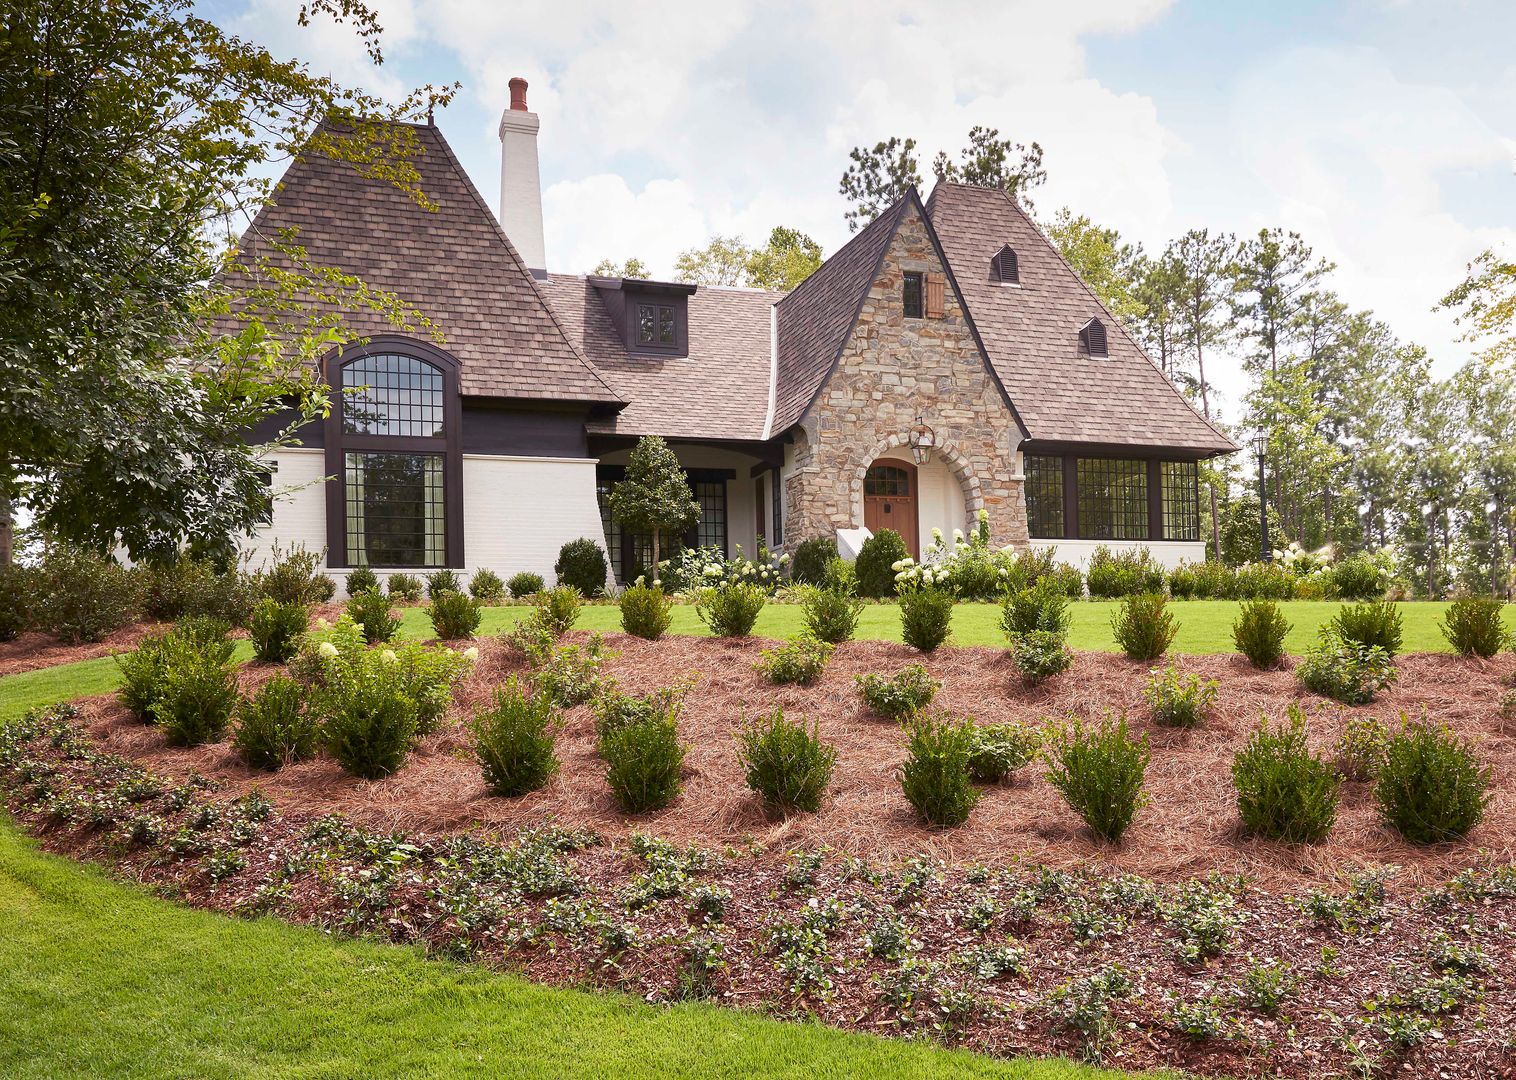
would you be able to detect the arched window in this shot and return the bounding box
[1078,317,1109,358]
[991,245,1019,284]
[324,340,462,569]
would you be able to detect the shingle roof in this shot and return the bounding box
[220,122,620,405]
[540,276,781,442]
[925,183,1236,455]
[769,199,910,434]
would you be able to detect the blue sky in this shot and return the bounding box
[210,0,1515,423]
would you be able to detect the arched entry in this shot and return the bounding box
[863,461,919,559]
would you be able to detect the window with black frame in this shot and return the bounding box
[598,466,726,582]
[689,479,728,551]
[1161,461,1201,541]
[1024,455,1065,538]
[1076,458,1148,540]
[635,302,677,347]
[902,272,924,319]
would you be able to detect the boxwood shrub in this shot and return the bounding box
[790,536,837,586]
[1374,716,1491,844]
[555,537,609,597]
[470,676,561,797]
[737,707,836,813]
[1042,713,1150,843]
[899,712,981,827]
[1231,707,1340,842]
[233,675,319,770]
[855,529,908,598]
[619,582,674,639]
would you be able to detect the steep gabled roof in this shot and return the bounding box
[925,182,1235,455]
[540,276,781,442]
[770,198,910,434]
[221,121,621,405]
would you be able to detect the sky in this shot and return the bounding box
[208,0,1516,425]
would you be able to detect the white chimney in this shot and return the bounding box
[498,76,547,278]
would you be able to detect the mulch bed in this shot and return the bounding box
[68,632,1516,893]
[0,623,173,676]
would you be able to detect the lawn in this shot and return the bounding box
[0,819,1130,1080]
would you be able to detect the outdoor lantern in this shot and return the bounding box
[908,416,936,465]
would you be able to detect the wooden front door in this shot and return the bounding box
[863,461,919,559]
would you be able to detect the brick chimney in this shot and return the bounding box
[498,76,547,277]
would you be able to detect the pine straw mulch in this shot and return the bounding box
[4,704,1515,1080]
[70,632,1516,894]
[0,622,174,676]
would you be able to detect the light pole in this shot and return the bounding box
[1252,435,1271,563]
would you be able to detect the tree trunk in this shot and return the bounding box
[1208,482,1222,563]
[0,488,11,568]
[651,529,661,586]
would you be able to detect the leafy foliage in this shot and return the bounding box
[737,708,837,813]
[1232,707,1340,842]
[607,436,699,578]
[695,581,766,637]
[258,546,328,606]
[345,588,399,644]
[533,585,582,636]
[468,569,505,603]
[33,546,142,644]
[855,529,909,598]
[149,633,240,747]
[554,538,609,597]
[469,677,560,797]
[1009,630,1073,685]
[856,665,940,721]
[1232,599,1291,669]
[967,720,1042,782]
[530,636,614,708]
[1085,546,1166,599]
[1334,715,1389,782]
[1110,592,1178,662]
[1042,714,1150,843]
[798,581,863,646]
[790,537,837,586]
[428,590,482,640]
[1374,717,1491,844]
[1439,595,1510,658]
[756,636,834,686]
[507,571,545,599]
[898,582,954,652]
[1144,664,1218,728]
[999,578,1072,638]
[233,675,319,770]
[899,714,981,827]
[424,570,462,600]
[0,563,33,640]
[344,566,379,596]
[386,573,422,601]
[618,582,673,640]
[142,558,259,625]
[1297,633,1397,704]
[248,598,308,662]
[1329,601,1404,657]
[603,714,686,813]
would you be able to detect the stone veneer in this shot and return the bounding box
[785,201,1028,549]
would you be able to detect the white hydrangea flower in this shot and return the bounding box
[317,641,339,659]
[380,649,398,664]
[315,617,330,631]
[463,646,480,662]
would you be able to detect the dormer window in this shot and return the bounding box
[1079,317,1109,358]
[590,276,696,357]
[991,245,1020,284]
[636,302,677,348]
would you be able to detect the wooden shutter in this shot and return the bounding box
[924,272,946,318]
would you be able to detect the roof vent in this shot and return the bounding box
[991,245,1019,284]
[1079,318,1108,358]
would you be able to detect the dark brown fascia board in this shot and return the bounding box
[589,276,699,297]
[587,433,785,466]
[1020,438,1234,462]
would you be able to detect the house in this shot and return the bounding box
[230,77,1235,592]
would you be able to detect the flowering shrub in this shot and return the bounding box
[1297,632,1397,705]
[890,515,1006,600]
[657,543,788,595]
[856,665,940,720]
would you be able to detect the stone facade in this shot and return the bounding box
[784,202,1028,549]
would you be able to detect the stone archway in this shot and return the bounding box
[849,432,983,537]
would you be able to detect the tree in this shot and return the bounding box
[1230,228,1334,378]
[1132,252,1185,377]
[1440,248,1516,370]
[838,137,921,232]
[744,226,823,290]
[607,435,699,581]
[0,0,451,566]
[1044,208,1145,325]
[931,126,1046,210]
[674,235,750,286]
[591,257,650,278]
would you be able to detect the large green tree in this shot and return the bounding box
[1044,208,1145,325]
[674,228,824,291]
[0,0,451,566]
[607,435,699,581]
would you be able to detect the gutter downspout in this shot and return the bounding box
[760,302,778,441]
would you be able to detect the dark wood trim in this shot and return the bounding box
[1021,438,1217,462]
[771,465,783,545]
[1146,459,1164,542]
[1062,455,1079,542]
[322,336,465,569]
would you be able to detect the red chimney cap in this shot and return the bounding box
[508,77,529,111]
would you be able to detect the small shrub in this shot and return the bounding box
[856,665,940,720]
[1334,715,1390,781]
[257,544,326,606]
[386,573,422,601]
[555,538,609,597]
[1111,592,1178,662]
[1330,601,1404,657]
[1000,578,1072,638]
[248,598,308,662]
[1144,664,1218,728]
[899,582,954,652]
[855,529,909,598]
[1330,553,1387,600]
[619,582,673,640]
[1232,707,1341,842]
[426,569,463,599]
[603,715,686,812]
[345,588,400,644]
[115,634,173,720]
[233,675,319,770]
[1298,633,1397,705]
[469,677,561,797]
[1232,599,1291,669]
[737,708,837,813]
[800,562,864,644]
[1233,562,1298,600]
[757,636,834,685]
[0,563,34,641]
[312,574,336,602]
[593,682,689,752]
[344,566,380,596]
[1009,630,1073,685]
[1166,562,1199,599]
[534,584,582,635]
[320,668,418,780]
[507,571,546,599]
[469,569,506,603]
[143,558,259,625]
[150,637,240,747]
[1042,714,1150,843]
[899,713,981,827]
[532,636,614,707]
[967,720,1041,782]
[791,537,837,585]
[1374,716,1491,843]
[695,581,766,637]
[429,590,482,640]
[34,546,142,644]
[391,640,474,735]
[1440,595,1510,658]
[1085,545,1165,599]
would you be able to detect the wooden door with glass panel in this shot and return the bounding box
[862,461,919,559]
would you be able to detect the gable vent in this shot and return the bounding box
[1079,318,1109,358]
[991,245,1019,284]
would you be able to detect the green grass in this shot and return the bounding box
[0,820,1130,1079]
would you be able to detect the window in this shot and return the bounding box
[344,452,445,566]
[1161,461,1200,541]
[1025,455,1064,538]
[1077,458,1147,540]
[688,478,728,551]
[864,464,912,498]
[597,465,730,583]
[992,245,1019,284]
[1078,318,1109,358]
[902,272,924,319]
[636,302,677,347]
[342,354,445,437]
